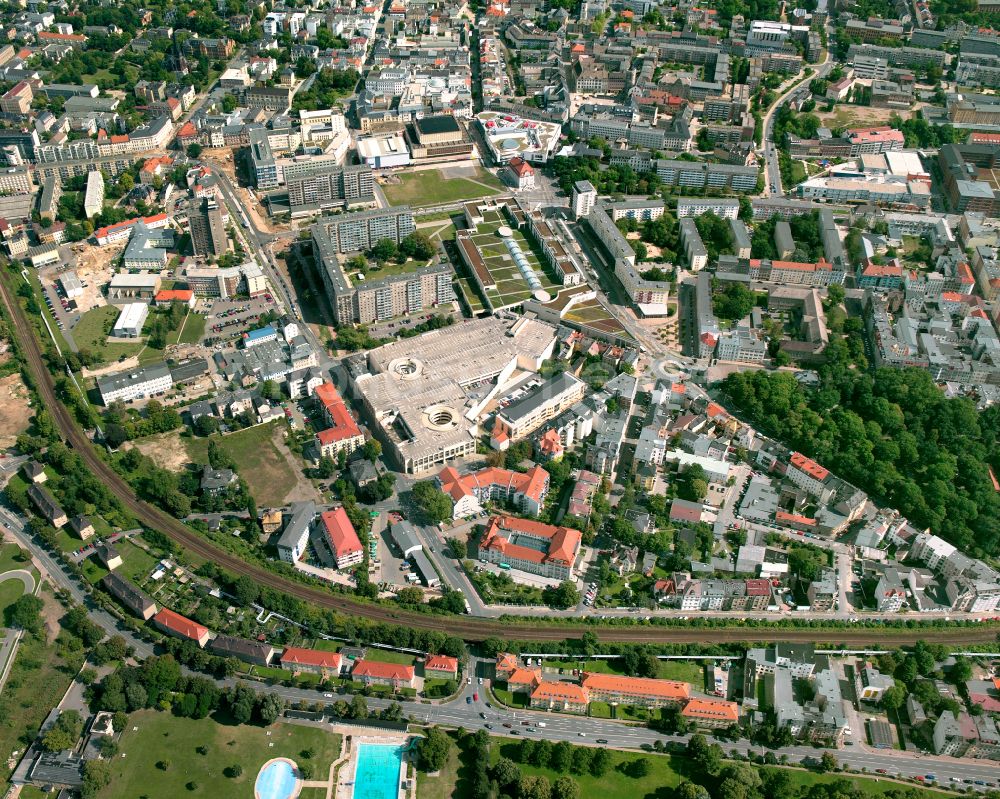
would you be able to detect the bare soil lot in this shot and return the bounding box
[0,372,33,448]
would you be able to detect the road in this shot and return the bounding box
[761,46,834,198]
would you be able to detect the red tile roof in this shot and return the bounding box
[790,451,829,481]
[437,465,550,505]
[508,156,533,176]
[682,698,739,723]
[154,608,208,641]
[280,647,343,670]
[531,681,588,704]
[155,289,193,302]
[775,510,817,527]
[581,672,690,701]
[315,382,362,445]
[320,507,362,561]
[745,578,771,596]
[38,31,86,41]
[352,659,415,681]
[424,654,459,673]
[481,516,580,567]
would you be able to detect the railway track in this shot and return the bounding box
[3,273,998,645]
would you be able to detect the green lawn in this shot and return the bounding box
[312,639,342,653]
[177,312,207,345]
[72,305,143,363]
[382,167,504,207]
[490,688,529,709]
[186,422,298,506]
[0,578,24,616]
[417,733,463,799]
[99,710,342,798]
[117,539,160,582]
[0,543,29,574]
[365,648,416,665]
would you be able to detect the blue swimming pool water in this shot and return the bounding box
[352,743,404,799]
[256,759,298,799]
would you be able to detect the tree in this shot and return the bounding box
[713,282,755,321]
[416,727,452,772]
[630,758,651,778]
[350,693,368,720]
[589,747,611,777]
[363,439,382,463]
[256,693,285,725]
[187,143,203,158]
[949,657,973,684]
[225,764,244,778]
[399,232,436,261]
[81,759,112,799]
[412,480,453,524]
[819,752,838,772]
[493,756,522,788]
[881,684,906,710]
[6,594,43,632]
[519,775,552,799]
[42,710,84,752]
[370,238,398,262]
[552,776,580,799]
[687,734,722,775]
[570,746,592,775]
[826,283,845,306]
[550,740,572,773]
[544,581,580,609]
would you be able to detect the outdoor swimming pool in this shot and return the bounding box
[255,758,300,799]
[351,743,404,799]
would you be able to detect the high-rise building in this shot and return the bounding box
[572,180,597,219]
[189,198,228,257]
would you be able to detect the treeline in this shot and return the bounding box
[723,367,1000,557]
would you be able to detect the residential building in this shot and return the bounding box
[351,659,415,689]
[208,635,275,666]
[479,515,581,580]
[97,362,172,405]
[280,647,343,677]
[580,673,690,709]
[314,383,364,458]
[424,655,459,679]
[495,373,587,440]
[276,500,315,563]
[318,507,363,569]
[101,573,157,620]
[152,608,210,647]
[437,464,550,519]
[681,698,740,728]
[189,198,227,257]
[28,484,67,528]
[530,681,589,713]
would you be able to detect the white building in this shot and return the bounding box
[111,302,148,338]
[83,170,105,219]
[97,362,172,405]
[676,197,740,219]
[572,180,597,219]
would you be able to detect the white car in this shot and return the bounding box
[467,677,472,685]
[478,677,483,685]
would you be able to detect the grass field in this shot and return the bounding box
[313,639,343,653]
[382,167,504,207]
[0,543,29,574]
[0,579,24,617]
[98,711,342,798]
[186,422,298,506]
[116,539,161,583]
[72,305,143,363]
[177,313,207,345]
[365,648,416,665]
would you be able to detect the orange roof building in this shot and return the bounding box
[280,647,344,675]
[496,652,519,680]
[154,289,194,306]
[436,464,550,519]
[319,507,363,569]
[581,672,690,709]
[424,654,459,676]
[351,659,415,687]
[530,681,589,713]
[506,667,542,693]
[152,608,210,647]
[787,451,830,491]
[537,429,563,461]
[480,516,580,580]
[681,698,739,728]
[314,382,364,457]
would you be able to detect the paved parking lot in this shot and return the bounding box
[203,296,278,345]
